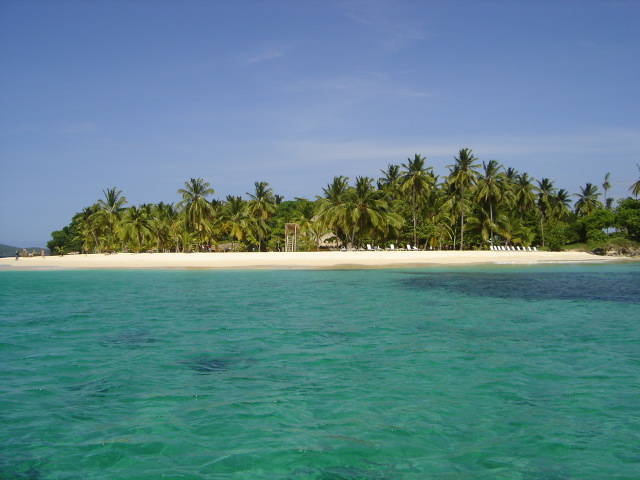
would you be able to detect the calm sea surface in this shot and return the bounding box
[1,264,639,480]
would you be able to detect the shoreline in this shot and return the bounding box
[0,250,635,271]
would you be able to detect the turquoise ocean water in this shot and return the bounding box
[1,263,639,479]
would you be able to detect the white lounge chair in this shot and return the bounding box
[366,244,373,251]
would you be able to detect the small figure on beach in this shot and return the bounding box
[15,249,19,261]
[41,249,45,258]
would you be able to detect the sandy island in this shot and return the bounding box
[1,250,634,270]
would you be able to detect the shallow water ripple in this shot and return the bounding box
[1,265,639,479]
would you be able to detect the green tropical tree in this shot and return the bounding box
[316,176,350,246]
[120,205,152,252]
[176,178,216,247]
[246,181,276,251]
[630,164,640,199]
[535,178,557,247]
[220,195,250,249]
[602,172,611,208]
[378,164,403,200]
[511,172,537,219]
[475,160,505,244]
[552,189,573,221]
[574,183,602,216]
[400,154,434,246]
[446,148,480,250]
[341,177,403,247]
[90,187,128,251]
[246,181,276,220]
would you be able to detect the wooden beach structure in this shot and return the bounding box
[284,223,299,252]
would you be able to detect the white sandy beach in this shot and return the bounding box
[0,250,633,270]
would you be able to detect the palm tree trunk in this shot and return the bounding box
[412,191,418,246]
[459,211,465,251]
[489,202,494,244]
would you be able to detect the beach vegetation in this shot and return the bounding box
[47,152,640,255]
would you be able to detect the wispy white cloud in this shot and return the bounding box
[279,128,640,163]
[285,73,432,99]
[272,127,640,196]
[244,44,287,64]
[340,1,428,50]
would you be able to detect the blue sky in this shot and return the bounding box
[1,0,639,247]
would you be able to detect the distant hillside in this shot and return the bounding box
[0,244,50,257]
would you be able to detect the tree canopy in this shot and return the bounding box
[47,151,640,254]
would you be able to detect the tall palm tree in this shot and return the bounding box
[246,181,276,220]
[291,199,324,249]
[535,178,557,247]
[512,173,537,218]
[334,177,402,247]
[446,148,480,250]
[378,164,403,200]
[400,154,434,246]
[246,181,276,251]
[475,160,504,245]
[574,183,602,216]
[602,173,611,209]
[552,189,573,221]
[420,187,451,250]
[176,178,216,247]
[92,187,127,251]
[76,205,100,253]
[149,202,179,252]
[220,195,250,250]
[120,205,152,252]
[316,176,350,246]
[630,164,640,199]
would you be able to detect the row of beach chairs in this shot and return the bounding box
[490,245,538,251]
[341,244,538,252]
[340,244,421,252]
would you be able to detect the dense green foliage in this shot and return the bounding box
[48,153,640,254]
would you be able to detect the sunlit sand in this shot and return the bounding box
[1,250,632,270]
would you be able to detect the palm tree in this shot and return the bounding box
[574,183,602,216]
[246,181,276,251]
[467,208,501,247]
[120,205,152,252]
[400,154,434,246]
[420,187,451,250]
[220,195,250,250]
[512,173,537,218]
[378,164,402,200]
[475,160,504,245]
[630,164,640,199]
[76,205,100,253]
[552,189,573,221]
[316,176,350,247]
[602,172,611,209]
[176,178,216,247]
[149,202,179,252]
[335,177,402,247]
[291,199,325,250]
[446,148,480,250]
[535,178,557,247]
[246,181,276,220]
[91,187,127,251]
